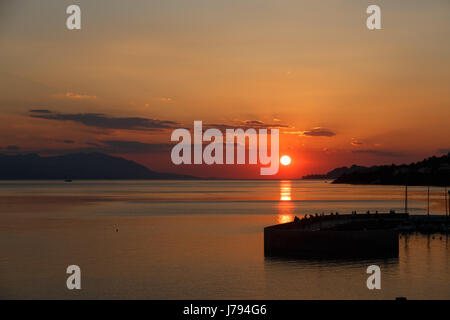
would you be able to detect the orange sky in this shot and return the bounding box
[0,0,449,178]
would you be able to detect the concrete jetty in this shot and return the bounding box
[264,212,449,258]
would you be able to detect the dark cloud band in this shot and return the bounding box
[29,110,179,131]
[352,149,405,157]
[301,128,336,137]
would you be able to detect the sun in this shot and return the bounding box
[280,155,291,166]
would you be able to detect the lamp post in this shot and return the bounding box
[405,183,408,214]
[445,190,450,220]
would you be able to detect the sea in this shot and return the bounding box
[0,180,448,299]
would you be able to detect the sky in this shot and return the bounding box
[0,0,449,178]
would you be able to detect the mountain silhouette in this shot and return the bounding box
[317,153,450,186]
[302,165,367,180]
[0,152,196,180]
[333,153,450,186]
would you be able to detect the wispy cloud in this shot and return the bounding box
[206,120,289,131]
[351,138,363,146]
[29,109,51,113]
[2,140,173,155]
[64,92,97,99]
[352,149,405,157]
[438,148,450,154]
[299,127,336,137]
[100,140,172,154]
[58,140,75,144]
[157,97,173,103]
[4,145,20,150]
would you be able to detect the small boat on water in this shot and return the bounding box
[64,179,73,182]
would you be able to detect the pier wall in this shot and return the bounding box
[264,229,399,258]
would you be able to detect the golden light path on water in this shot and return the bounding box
[278,180,294,224]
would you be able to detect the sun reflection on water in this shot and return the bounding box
[280,180,292,201]
[277,180,294,223]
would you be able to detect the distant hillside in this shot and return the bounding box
[333,153,450,186]
[0,152,196,180]
[302,165,367,180]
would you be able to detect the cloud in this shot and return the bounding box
[65,92,97,99]
[206,120,289,131]
[352,149,405,157]
[101,140,253,154]
[87,142,101,147]
[157,97,173,103]
[299,127,336,137]
[243,120,265,126]
[0,145,21,153]
[29,109,51,113]
[6,139,254,156]
[351,138,363,146]
[7,140,173,155]
[100,140,172,154]
[29,110,180,131]
[5,145,20,150]
[242,120,289,128]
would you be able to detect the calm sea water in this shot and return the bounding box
[0,180,448,299]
